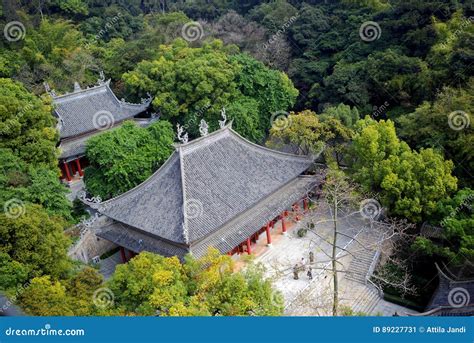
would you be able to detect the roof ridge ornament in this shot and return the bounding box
[140,92,153,106]
[218,107,227,129]
[43,82,56,97]
[199,118,209,137]
[73,81,81,92]
[182,222,189,245]
[177,123,189,144]
[97,70,106,85]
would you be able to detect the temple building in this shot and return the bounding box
[413,263,474,316]
[92,123,323,261]
[48,77,152,182]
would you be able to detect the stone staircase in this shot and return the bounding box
[345,229,381,283]
[343,228,384,315]
[350,283,381,315]
[345,250,377,283]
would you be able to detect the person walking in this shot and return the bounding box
[307,267,313,280]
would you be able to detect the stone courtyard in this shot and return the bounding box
[241,202,418,316]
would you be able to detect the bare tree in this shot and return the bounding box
[282,168,416,316]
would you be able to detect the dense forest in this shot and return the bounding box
[0,0,473,315]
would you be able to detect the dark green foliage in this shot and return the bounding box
[84,120,175,199]
[0,204,72,282]
[412,188,474,267]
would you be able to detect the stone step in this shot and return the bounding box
[351,286,380,315]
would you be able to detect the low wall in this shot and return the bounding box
[68,225,116,264]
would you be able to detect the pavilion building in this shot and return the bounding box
[49,79,151,182]
[93,123,323,261]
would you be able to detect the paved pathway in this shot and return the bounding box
[247,202,417,316]
[99,251,122,280]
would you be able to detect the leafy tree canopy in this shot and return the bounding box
[123,40,297,141]
[0,78,58,168]
[0,204,72,282]
[398,79,473,186]
[84,120,175,199]
[412,188,473,267]
[108,249,283,316]
[350,116,458,222]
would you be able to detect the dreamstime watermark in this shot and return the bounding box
[181,21,204,42]
[440,193,473,227]
[448,110,470,131]
[84,12,123,50]
[439,16,474,49]
[185,103,212,129]
[0,279,31,314]
[359,199,382,220]
[5,324,85,337]
[372,101,390,118]
[3,198,26,219]
[92,287,115,309]
[359,21,382,42]
[262,14,299,50]
[3,21,26,42]
[92,110,115,131]
[448,287,471,308]
[270,110,292,131]
[184,199,204,219]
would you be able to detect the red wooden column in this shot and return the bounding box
[75,158,84,177]
[303,198,308,212]
[246,238,252,255]
[128,249,135,261]
[281,211,287,234]
[265,222,272,246]
[119,247,127,263]
[63,161,72,182]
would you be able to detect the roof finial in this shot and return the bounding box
[219,107,227,129]
[177,123,189,144]
[97,70,106,85]
[73,82,81,92]
[43,82,56,97]
[141,92,153,106]
[199,119,209,137]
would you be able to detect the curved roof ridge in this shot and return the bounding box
[227,127,313,161]
[52,80,148,110]
[101,151,180,205]
[52,81,110,102]
[106,83,149,109]
[178,146,190,244]
[436,262,474,283]
[177,124,312,162]
[176,123,232,153]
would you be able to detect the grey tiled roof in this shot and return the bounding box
[59,118,155,160]
[53,81,149,139]
[97,221,189,258]
[98,126,314,250]
[190,175,321,258]
[427,263,474,313]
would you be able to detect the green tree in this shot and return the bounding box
[350,117,458,222]
[0,148,72,221]
[267,109,353,167]
[0,204,72,280]
[84,120,175,199]
[398,79,473,186]
[0,78,58,168]
[412,188,474,267]
[108,249,283,316]
[123,40,297,140]
[18,276,76,316]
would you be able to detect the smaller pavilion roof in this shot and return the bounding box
[52,80,150,139]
